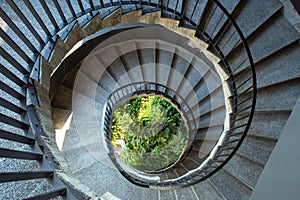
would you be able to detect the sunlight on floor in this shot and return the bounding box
[55,112,73,151]
[0,18,8,46]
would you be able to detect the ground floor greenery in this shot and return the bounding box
[111,96,187,171]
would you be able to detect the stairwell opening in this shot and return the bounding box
[110,95,188,172]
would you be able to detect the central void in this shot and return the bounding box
[111,96,188,172]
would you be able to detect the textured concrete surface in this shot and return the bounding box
[210,169,252,200]
[75,162,158,200]
[192,180,225,200]
[224,153,264,188]
[238,135,276,164]
[248,111,290,139]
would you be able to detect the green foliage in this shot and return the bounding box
[111,96,187,171]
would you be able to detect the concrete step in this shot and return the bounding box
[159,189,177,200]
[254,41,300,89]
[166,53,192,91]
[155,48,175,86]
[0,157,40,173]
[156,46,176,66]
[51,85,73,110]
[201,0,240,38]
[192,139,219,158]
[216,0,283,56]
[209,0,245,40]
[196,124,224,141]
[248,110,290,140]
[224,153,264,188]
[180,63,210,100]
[192,179,226,200]
[253,78,300,112]
[58,126,83,152]
[51,107,85,151]
[0,178,47,199]
[186,148,207,164]
[0,136,34,154]
[165,169,179,179]
[26,179,64,200]
[183,0,207,25]
[226,12,300,75]
[187,70,223,110]
[73,70,110,100]
[234,0,283,38]
[106,56,132,85]
[74,161,158,199]
[52,84,104,119]
[173,187,199,200]
[237,134,277,165]
[162,0,182,14]
[0,61,28,87]
[210,169,252,200]
[93,69,118,94]
[0,108,29,130]
[236,78,300,114]
[192,87,225,119]
[121,4,141,15]
[61,67,79,90]
[197,105,226,129]
[138,48,156,82]
[141,62,156,83]
[140,5,160,15]
[62,145,99,174]
[0,76,26,100]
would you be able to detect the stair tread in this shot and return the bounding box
[216,0,283,56]
[235,0,283,38]
[202,0,240,39]
[197,105,226,129]
[209,169,252,200]
[61,67,79,89]
[183,0,207,25]
[248,111,290,140]
[226,13,300,75]
[51,85,73,110]
[238,134,277,164]
[254,78,300,112]
[26,179,63,200]
[74,161,158,199]
[192,179,226,200]
[254,42,300,89]
[62,145,99,173]
[159,189,177,200]
[0,178,46,200]
[224,153,264,188]
[174,186,199,200]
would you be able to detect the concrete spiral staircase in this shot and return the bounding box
[0,0,300,199]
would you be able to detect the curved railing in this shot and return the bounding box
[0,0,256,196]
[100,1,256,189]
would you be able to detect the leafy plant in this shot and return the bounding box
[111,96,187,171]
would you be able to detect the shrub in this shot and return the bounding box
[111,96,187,171]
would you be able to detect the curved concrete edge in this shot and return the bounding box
[56,171,101,200]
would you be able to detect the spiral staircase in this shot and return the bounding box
[0,0,300,199]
